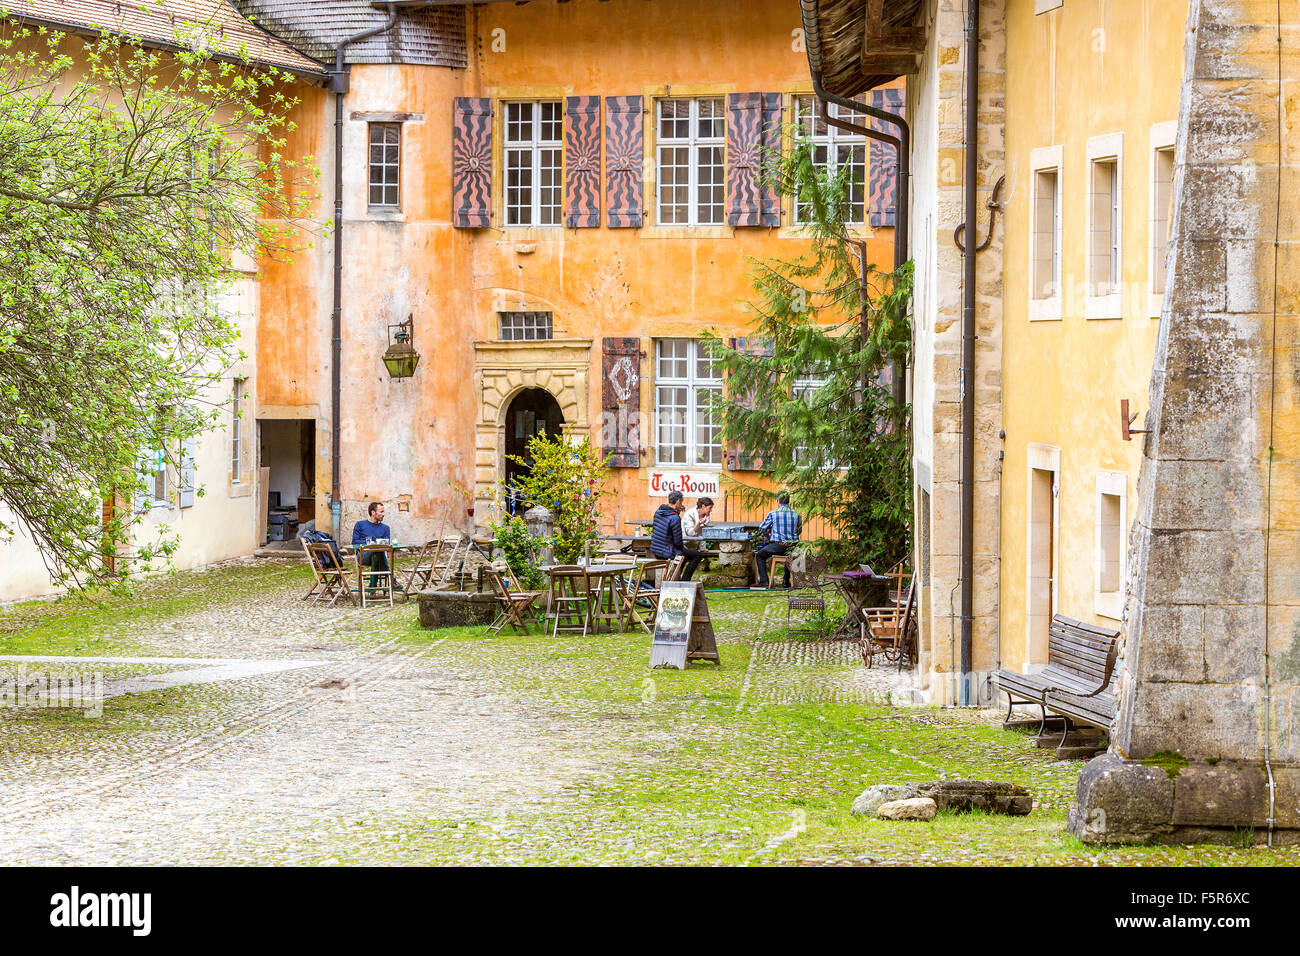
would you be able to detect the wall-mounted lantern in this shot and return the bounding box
[382,314,420,379]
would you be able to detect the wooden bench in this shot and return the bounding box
[995,615,1120,744]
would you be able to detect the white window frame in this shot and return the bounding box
[504,100,563,228]
[1028,145,1063,322]
[367,122,401,209]
[1085,132,1124,320]
[1149,121,1177,318]
[230,379,244,485]
[498,310,554,341]
[1024,444,1061,672]
[656,97,726,227]
[792,96,866,226]
[1094,471,1128,621]
[654,339,722,467]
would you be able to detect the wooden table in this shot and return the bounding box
[824,572,891,640]
[544,560,647,633]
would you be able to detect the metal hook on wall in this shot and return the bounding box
[953,174,1006,253]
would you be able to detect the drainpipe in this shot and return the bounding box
[328,4,400,534]
[958,0,980,705]
[799,0,911,413]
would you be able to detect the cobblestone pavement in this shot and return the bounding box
[0,562,914,865]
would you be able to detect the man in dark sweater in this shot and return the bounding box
[352,501,401,591]
[650,490,707,580]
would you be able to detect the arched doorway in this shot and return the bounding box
[503,387,565,514]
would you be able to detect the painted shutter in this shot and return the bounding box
[727,92,782,227]
[724,337,774,471]
[564,96,601,228]
[452,97,493,228]
[178,435,197,509]
[601,337,641,467]
[869,87,905,228]
[604,95,644,228]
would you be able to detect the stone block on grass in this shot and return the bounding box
[876,797,938,821]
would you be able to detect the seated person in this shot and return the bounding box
[755,491,802,589]
[352,501,401,591]
[650,490,708,580]
[681,496,714,537]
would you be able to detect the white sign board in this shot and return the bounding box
[649,471,721,498]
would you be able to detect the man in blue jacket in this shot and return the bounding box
[650,490,707,580]
[352,501,400,592]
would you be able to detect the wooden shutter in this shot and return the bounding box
[869,87,905,228]
[452,97,493,228]
[178,435,197,509]
[727,92,781,227]
[564,96,601,228]
[723,337,774,471]
[601,337,641,467]
[604,96,644,228]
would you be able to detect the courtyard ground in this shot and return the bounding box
[0,560,1295,866]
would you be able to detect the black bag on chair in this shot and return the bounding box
[302,530,343,569]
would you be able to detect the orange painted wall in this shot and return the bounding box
[255,0,896,542]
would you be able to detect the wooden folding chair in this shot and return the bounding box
[486,567,542,635]
[304,541,357,607]
[403,538,444,592]
[619,559,667,633]
[662,555,686,583]
[358,544,395,608]
[548,565,592,638]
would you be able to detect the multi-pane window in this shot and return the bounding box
[230,379,243,484]
[793,96,866,225]
[657,98,725,226]
[1088,157,1120,297]
[499,311,553,341]
[505,101,563,226]
[655,339,721,466]
[1151,146,1175,297]
[368,123,401,208]
[1031,166,1060,299]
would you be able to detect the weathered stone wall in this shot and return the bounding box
[912,0,1006,704]
[1074,0,1300,842]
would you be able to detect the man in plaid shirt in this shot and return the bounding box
[755,491,802,588]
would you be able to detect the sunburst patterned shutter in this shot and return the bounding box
[564,96,601,228]
[452,97,492,228]
[869,87,905,228]
[601,338,641,467]
[604,96,644,228]
[760,92,782,226]
[723,337,774,471]
[726,92,764,227]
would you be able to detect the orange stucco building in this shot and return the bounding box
[242,0,898,544]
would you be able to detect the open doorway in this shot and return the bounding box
[503,388,564,515]
[258,419,316,543]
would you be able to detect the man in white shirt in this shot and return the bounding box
[681,496,714,537]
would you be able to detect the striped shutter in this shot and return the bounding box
[723,337,775,471]
[604,96,644,228]
[564,96,601,228]
[178,435,197,509]
[452,97,493,228]
[727,92,782,227]
[601,338,641,467]
[869,87,905,228]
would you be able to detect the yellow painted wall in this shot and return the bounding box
[258,0,897,542]
[999,0,1186,672]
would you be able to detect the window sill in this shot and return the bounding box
[1084,293,1122,320]
[1028,296,1062,322]
[640,224,734,240]
[1095,591,1123,621]
[1148,290,1165,319]
[229,481,254,499]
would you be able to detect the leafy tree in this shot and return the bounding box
[488,515,546,592]
[705,135,913,570]
[505,433,609,564]
[0,21,315,588]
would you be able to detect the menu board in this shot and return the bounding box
[649,581,720,669]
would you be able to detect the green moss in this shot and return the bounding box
[1142,749,1190,780]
